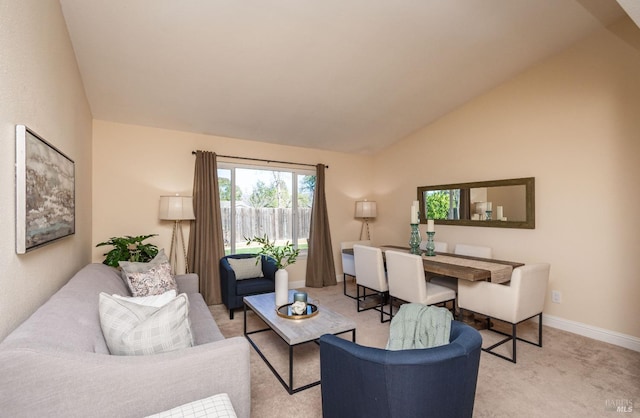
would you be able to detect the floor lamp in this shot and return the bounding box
[355,200,377,240]
[159,195,195,274]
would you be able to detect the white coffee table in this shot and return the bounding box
[243,290,356,394]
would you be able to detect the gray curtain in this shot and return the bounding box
[188,151,225,305]
[305,164,336,288]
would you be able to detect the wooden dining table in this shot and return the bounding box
[342,245,524,328]
[342,245,524,283]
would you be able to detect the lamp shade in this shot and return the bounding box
[159,196,195,220]
[355,200,377,219]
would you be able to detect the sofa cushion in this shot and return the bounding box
[120,250,178,297]
[227,256,264,280]
[0,263,128,354]
[99,292,193,355]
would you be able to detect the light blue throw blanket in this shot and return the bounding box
[386,303,453,350]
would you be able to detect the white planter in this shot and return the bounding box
[275,269,289,306]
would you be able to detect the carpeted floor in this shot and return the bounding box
[210,282,640,417]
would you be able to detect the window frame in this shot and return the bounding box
[217,161,315,255]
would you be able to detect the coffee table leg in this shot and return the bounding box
[243,302,247,335]
[289,345,294,395]
[244,322,356,394]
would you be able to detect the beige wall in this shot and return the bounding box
[92,121,374,282]
[372,18,640,338]
[0,1,93,340]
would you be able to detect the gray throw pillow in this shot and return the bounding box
[228,256,264,280]
[98,292,193,355]
[119,249,177,296]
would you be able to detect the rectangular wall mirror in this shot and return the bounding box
[417,177,535,229]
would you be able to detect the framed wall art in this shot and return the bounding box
[16,125,75,253]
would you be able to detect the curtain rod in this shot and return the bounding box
[191,151,328,169]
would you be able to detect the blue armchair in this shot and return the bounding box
[219,254,278,319]
[319,320,482,418]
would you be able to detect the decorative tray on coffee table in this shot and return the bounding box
[276,303,319,319]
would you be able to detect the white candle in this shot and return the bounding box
[486,202,492,211]
[427,219,435,232]
[410,203,418,224]
[496,206,503,219]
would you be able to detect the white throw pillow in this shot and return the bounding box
[119,249,177,297]
[227,256,264,280]
[99,292,193,356]
[144,393,237,418]
[112,289,177,307]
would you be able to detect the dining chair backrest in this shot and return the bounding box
[420,241,448,252]
[454,244,492,258]
[385,250,426,303]
[458,263,550,324]
[353,245,387,292]
[341,240,372,276]
[508,263,550,322]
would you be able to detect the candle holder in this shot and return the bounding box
[293,292,307,303]
[409,224,421,255]
[425,231,436,256]
[485,210,492,221]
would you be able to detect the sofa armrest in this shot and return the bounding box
[0,337,251,418]
[219,257,238,307]
[175,273,199,294]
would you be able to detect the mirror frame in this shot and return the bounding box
[417,177,535,229]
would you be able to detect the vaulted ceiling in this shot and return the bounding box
[59,1,631,154]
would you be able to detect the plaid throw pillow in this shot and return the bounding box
[112,289,177,308]
[144,393,238,418]
[99,292,193,356]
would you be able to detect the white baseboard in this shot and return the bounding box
[543,314,640,352]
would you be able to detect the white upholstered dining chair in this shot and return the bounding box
[385,250,456,319]
[353,244,390,323]
[454,243,493,259]
[340,240,371,299]
[419,240,449,253]
[458,263,550,363]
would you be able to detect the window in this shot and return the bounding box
[218,163,315,254]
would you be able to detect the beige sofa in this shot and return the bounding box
[0,263,251,418]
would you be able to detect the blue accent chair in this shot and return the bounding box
[319,320,482,418]
[219,254,278,319]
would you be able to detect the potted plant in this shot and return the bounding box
[96,234,159,268]
[246,234,299,306]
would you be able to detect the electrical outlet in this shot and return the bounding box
[551,290,562,303]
